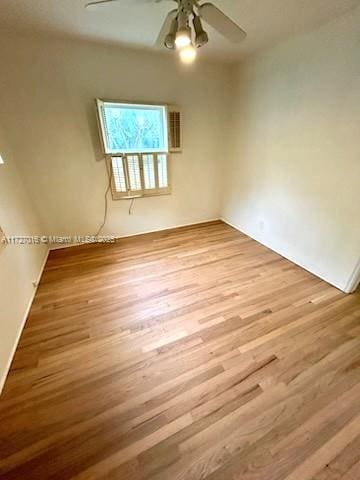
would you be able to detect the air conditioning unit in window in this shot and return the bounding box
[168,106,182,153]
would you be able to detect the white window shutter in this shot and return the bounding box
[157,154,169,188]
[127,155,143,196]
[142,154,156,190]
[168,106,182,153]
[109,154,170,200]
[111,157,127,193]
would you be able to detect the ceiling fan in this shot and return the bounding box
[85,0,247,63]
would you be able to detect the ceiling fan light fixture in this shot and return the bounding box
[179,44,197,64]
[175,27,192,49]
[175,10,192,49]
[164,17,178,49]
[193,15,208,48]
[85,0,247,59]
[165,33,176,49]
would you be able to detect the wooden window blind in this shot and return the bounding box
[110,154,171,200]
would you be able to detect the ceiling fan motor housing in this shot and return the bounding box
[177,10,191,34]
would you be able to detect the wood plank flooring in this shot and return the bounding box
[0,220,359,480]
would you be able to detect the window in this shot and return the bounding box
[97,100,172,199]
[110,154,170,199]
[97,101,168,154]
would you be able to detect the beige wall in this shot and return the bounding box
[0,123,48,390]
[0,33,232,238]
[222,7,360,292]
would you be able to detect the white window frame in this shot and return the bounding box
[96,99,172,200]
[97,99,169,155]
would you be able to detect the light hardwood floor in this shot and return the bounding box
[0,220,359,479]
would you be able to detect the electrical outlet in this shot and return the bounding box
[0,226,6,253]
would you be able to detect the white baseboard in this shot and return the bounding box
[49,218,222,251]
[344,259,360,293]
[220,217,350,294]
[0,247,50,394]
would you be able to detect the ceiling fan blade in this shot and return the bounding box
[199,3,247,43]
[155,9,178,48]
[85,0,164,10]
[85,0,120,10]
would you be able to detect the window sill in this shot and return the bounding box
[112,190,171,201]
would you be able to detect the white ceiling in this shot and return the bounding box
[0,0,359,62]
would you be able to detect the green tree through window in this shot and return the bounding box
[100,102,168,154]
